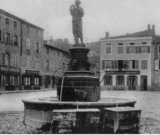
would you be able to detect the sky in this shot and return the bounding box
[1,0,160,43]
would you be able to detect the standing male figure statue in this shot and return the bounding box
[70,0,84,45]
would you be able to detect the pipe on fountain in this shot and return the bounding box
[60,66,69,102]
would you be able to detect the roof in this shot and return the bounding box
[0,9,44,31]
[100,29,154,41]
[44,44,70,54]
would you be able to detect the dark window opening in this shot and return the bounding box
[6,18,9,24]
[118,60,123,69]
[130,43,135,45]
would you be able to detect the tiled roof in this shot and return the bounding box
[100,29,154,40]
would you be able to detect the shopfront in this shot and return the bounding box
[22,70,42,90]
[0,66,20,91]
[104,71,140,90]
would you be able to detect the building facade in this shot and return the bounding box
[0,9,21,91]
[20,21,44,90]
[42,43,70,89]
[0,9,70,91]
[100,25,160,91]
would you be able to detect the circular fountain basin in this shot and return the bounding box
[22,97,136,129]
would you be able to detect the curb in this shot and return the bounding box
[0,89,56,95]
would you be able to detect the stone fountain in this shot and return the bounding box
[22,0,136,130]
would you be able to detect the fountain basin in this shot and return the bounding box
[22,97,136,129]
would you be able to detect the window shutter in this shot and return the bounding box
[127,76,129,86]
[102,60,105,69]
[3,53,5,65]
[127,47,129,54]
[22,75,25,86]
[136,60,139,69]
[11,34,13,45]
[39,76,42,86]
[135,76,138,85]
[3,31,5,42]
[18,37,20,46]
[148,46,150,53]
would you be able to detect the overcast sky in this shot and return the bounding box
[1,0,160,43]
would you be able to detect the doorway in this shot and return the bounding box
[141,76,147,91]
[128,76,136,90]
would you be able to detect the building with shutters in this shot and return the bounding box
[0,9,44,91]
[0,9,21,91]
[42,42,70,89]
[100,24,160,91]
[20,21,44,90]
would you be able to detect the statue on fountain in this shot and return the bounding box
[70,0,84,45]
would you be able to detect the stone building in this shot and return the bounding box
[42,42,70,89]
[0,9,21,91]
[0,9,71,91]
[100,24,160,91]
[20,20,44,90]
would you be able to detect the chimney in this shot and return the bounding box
[105,32,109,38]
[152,25,155,36]
[147,24,151,31]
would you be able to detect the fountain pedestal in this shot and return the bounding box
[57,45,100,102]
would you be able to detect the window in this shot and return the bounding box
[11,55,16,67]
[142,42,147,44]
[141,46,150,53]
[123,60,129,69]
[25,77,31,86]
[118,43,123,45]
[118,47,123,54]
[35,59,39,70]
[106,43,111,54]
[46,60,49,70]
[26,39,30,49]
[105,60,112,69]
[6,33,10,44]
[112,60,118,69]
[106,47,111,54]
[129,60,138,69]
[35,42,39,53]
[116,76,124,85]
[141,60,147,69]
[6,18,9,24]
[129,46,136,53]
[14,21,17,28]
[13,35,18,46]
[3,54,10,66]
[104,76,112,85]
[26,57,31,68]
[130,43,135,45]
[34,77,39,86]
[118,60,123,69]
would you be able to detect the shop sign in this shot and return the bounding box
[26,70,40,75]
[106,71,140,75]
[1,66,9,71]
[10,67,20,72]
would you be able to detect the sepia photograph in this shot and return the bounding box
[0,0,160,134]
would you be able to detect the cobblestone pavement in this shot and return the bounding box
[0,112,160,134]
